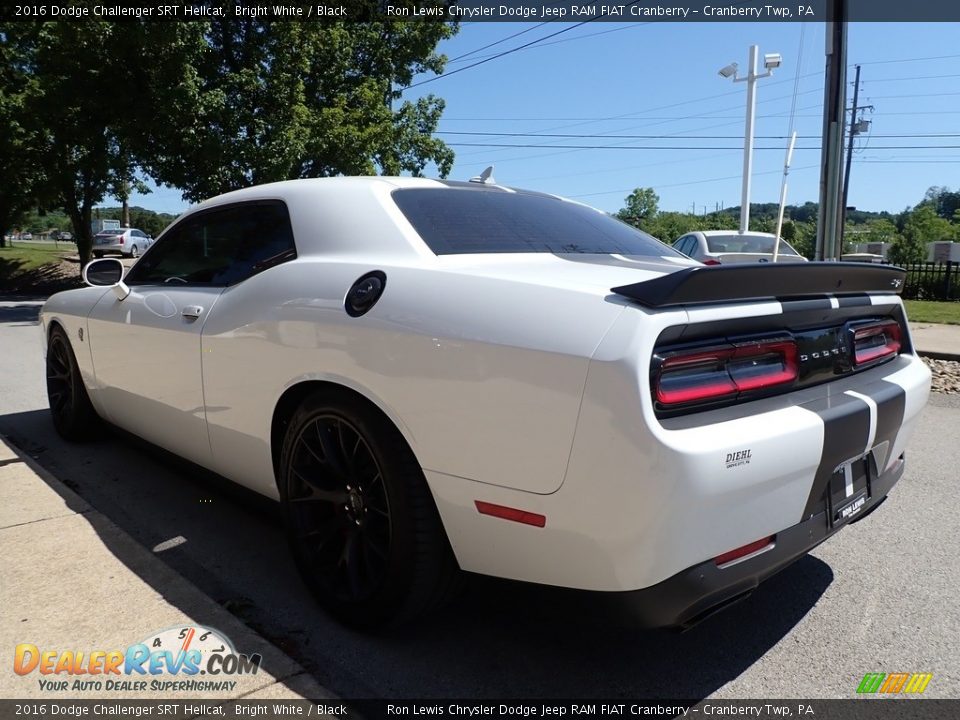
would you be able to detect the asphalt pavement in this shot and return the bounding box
[1,298,959,701]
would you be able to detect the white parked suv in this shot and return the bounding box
[92,228,154,258]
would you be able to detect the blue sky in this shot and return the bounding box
[130,21,960,219]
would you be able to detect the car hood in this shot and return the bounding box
[435,252,698,296]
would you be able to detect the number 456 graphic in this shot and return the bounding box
[857,673,933,694]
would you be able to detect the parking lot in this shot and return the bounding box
[1,297,958,700]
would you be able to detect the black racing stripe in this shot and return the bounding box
[802,394,871,518]
[837,295,872,307]
[872,379,907,461]
[778,298,833,312]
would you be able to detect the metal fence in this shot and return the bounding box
[901,261,959,301]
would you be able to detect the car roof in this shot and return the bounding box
[699,230,778,238]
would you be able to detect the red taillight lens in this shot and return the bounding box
[852,321,901,366]
[656,339,798,407]
[118,235,124,245]
[715,535,775,566]
[702,259,721,266]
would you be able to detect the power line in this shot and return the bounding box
[438,131,960,140]
[447,23,645,64]
[405,4,647,90]
[447,143,960,151]
[446,23,550,63]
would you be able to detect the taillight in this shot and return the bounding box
[118,235,124,245]
[656,338,798,407]
[851,320,901,366]
[702,259,721,266]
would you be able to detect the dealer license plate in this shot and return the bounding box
[829,457,871,527]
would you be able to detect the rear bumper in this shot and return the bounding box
[93,242,124,254]
[618,451,904,629]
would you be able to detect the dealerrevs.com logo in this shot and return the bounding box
[13,625,262,693]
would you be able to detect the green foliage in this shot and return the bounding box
[617,187,659,223]
[145,20,457,203]
[4,17,457,267]
[92,207,177,238]
[923,186,960,221]
[890,204,956,265]
[0,24,43,247]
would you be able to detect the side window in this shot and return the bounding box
[132,230,146,239]
[126,201,296,287]
[675,236,691,255]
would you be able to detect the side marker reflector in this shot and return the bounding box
[714,535,775,566]
[475,501,546,528]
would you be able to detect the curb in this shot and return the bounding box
[916,349,960,362]
[0,433,333,702]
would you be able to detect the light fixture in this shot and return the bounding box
[717,62,738,79]
[764,53,782,70]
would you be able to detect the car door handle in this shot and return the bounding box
[181,305,204,319]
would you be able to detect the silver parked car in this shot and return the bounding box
[673,230,807,264]
[92,228,154,259]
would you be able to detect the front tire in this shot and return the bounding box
[46,326,99,440]
[279,389,460,629]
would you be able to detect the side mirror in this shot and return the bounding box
[83,258,130,301]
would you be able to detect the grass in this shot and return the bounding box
[904,300,960,325]
[0,241,80,295]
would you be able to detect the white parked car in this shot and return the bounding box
[673,230,808,264]
[41,177,930,629]
[92,227,154,258]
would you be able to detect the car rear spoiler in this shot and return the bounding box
[611,262,907,308]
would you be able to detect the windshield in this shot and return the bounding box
[705,234,799,255]
[392,188,679,257]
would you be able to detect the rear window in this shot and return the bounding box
[706,234,799,255]
[391,188,679,257]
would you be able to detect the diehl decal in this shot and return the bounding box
[725,449,752,469]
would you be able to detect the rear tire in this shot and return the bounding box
[130,245,139,258]
[46,326,99,441]
[279,388,461,629]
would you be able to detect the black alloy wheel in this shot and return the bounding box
[286,414,392,603]
[46,326,98,440]
[279,389,461,629]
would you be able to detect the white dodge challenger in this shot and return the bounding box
[41,177,931,629]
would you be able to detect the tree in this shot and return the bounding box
[890,205,953,265]
[923,185,960,221]
[0,24,42,247]
[617,187,659,225]
[10,22,200,264]
[143,21,457,203]
[8,19,457,266]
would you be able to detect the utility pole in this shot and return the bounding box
[840,64,864,241]
[816,0,848,261]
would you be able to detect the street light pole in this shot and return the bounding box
[737,45,760,235]
[720,45,780,234]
